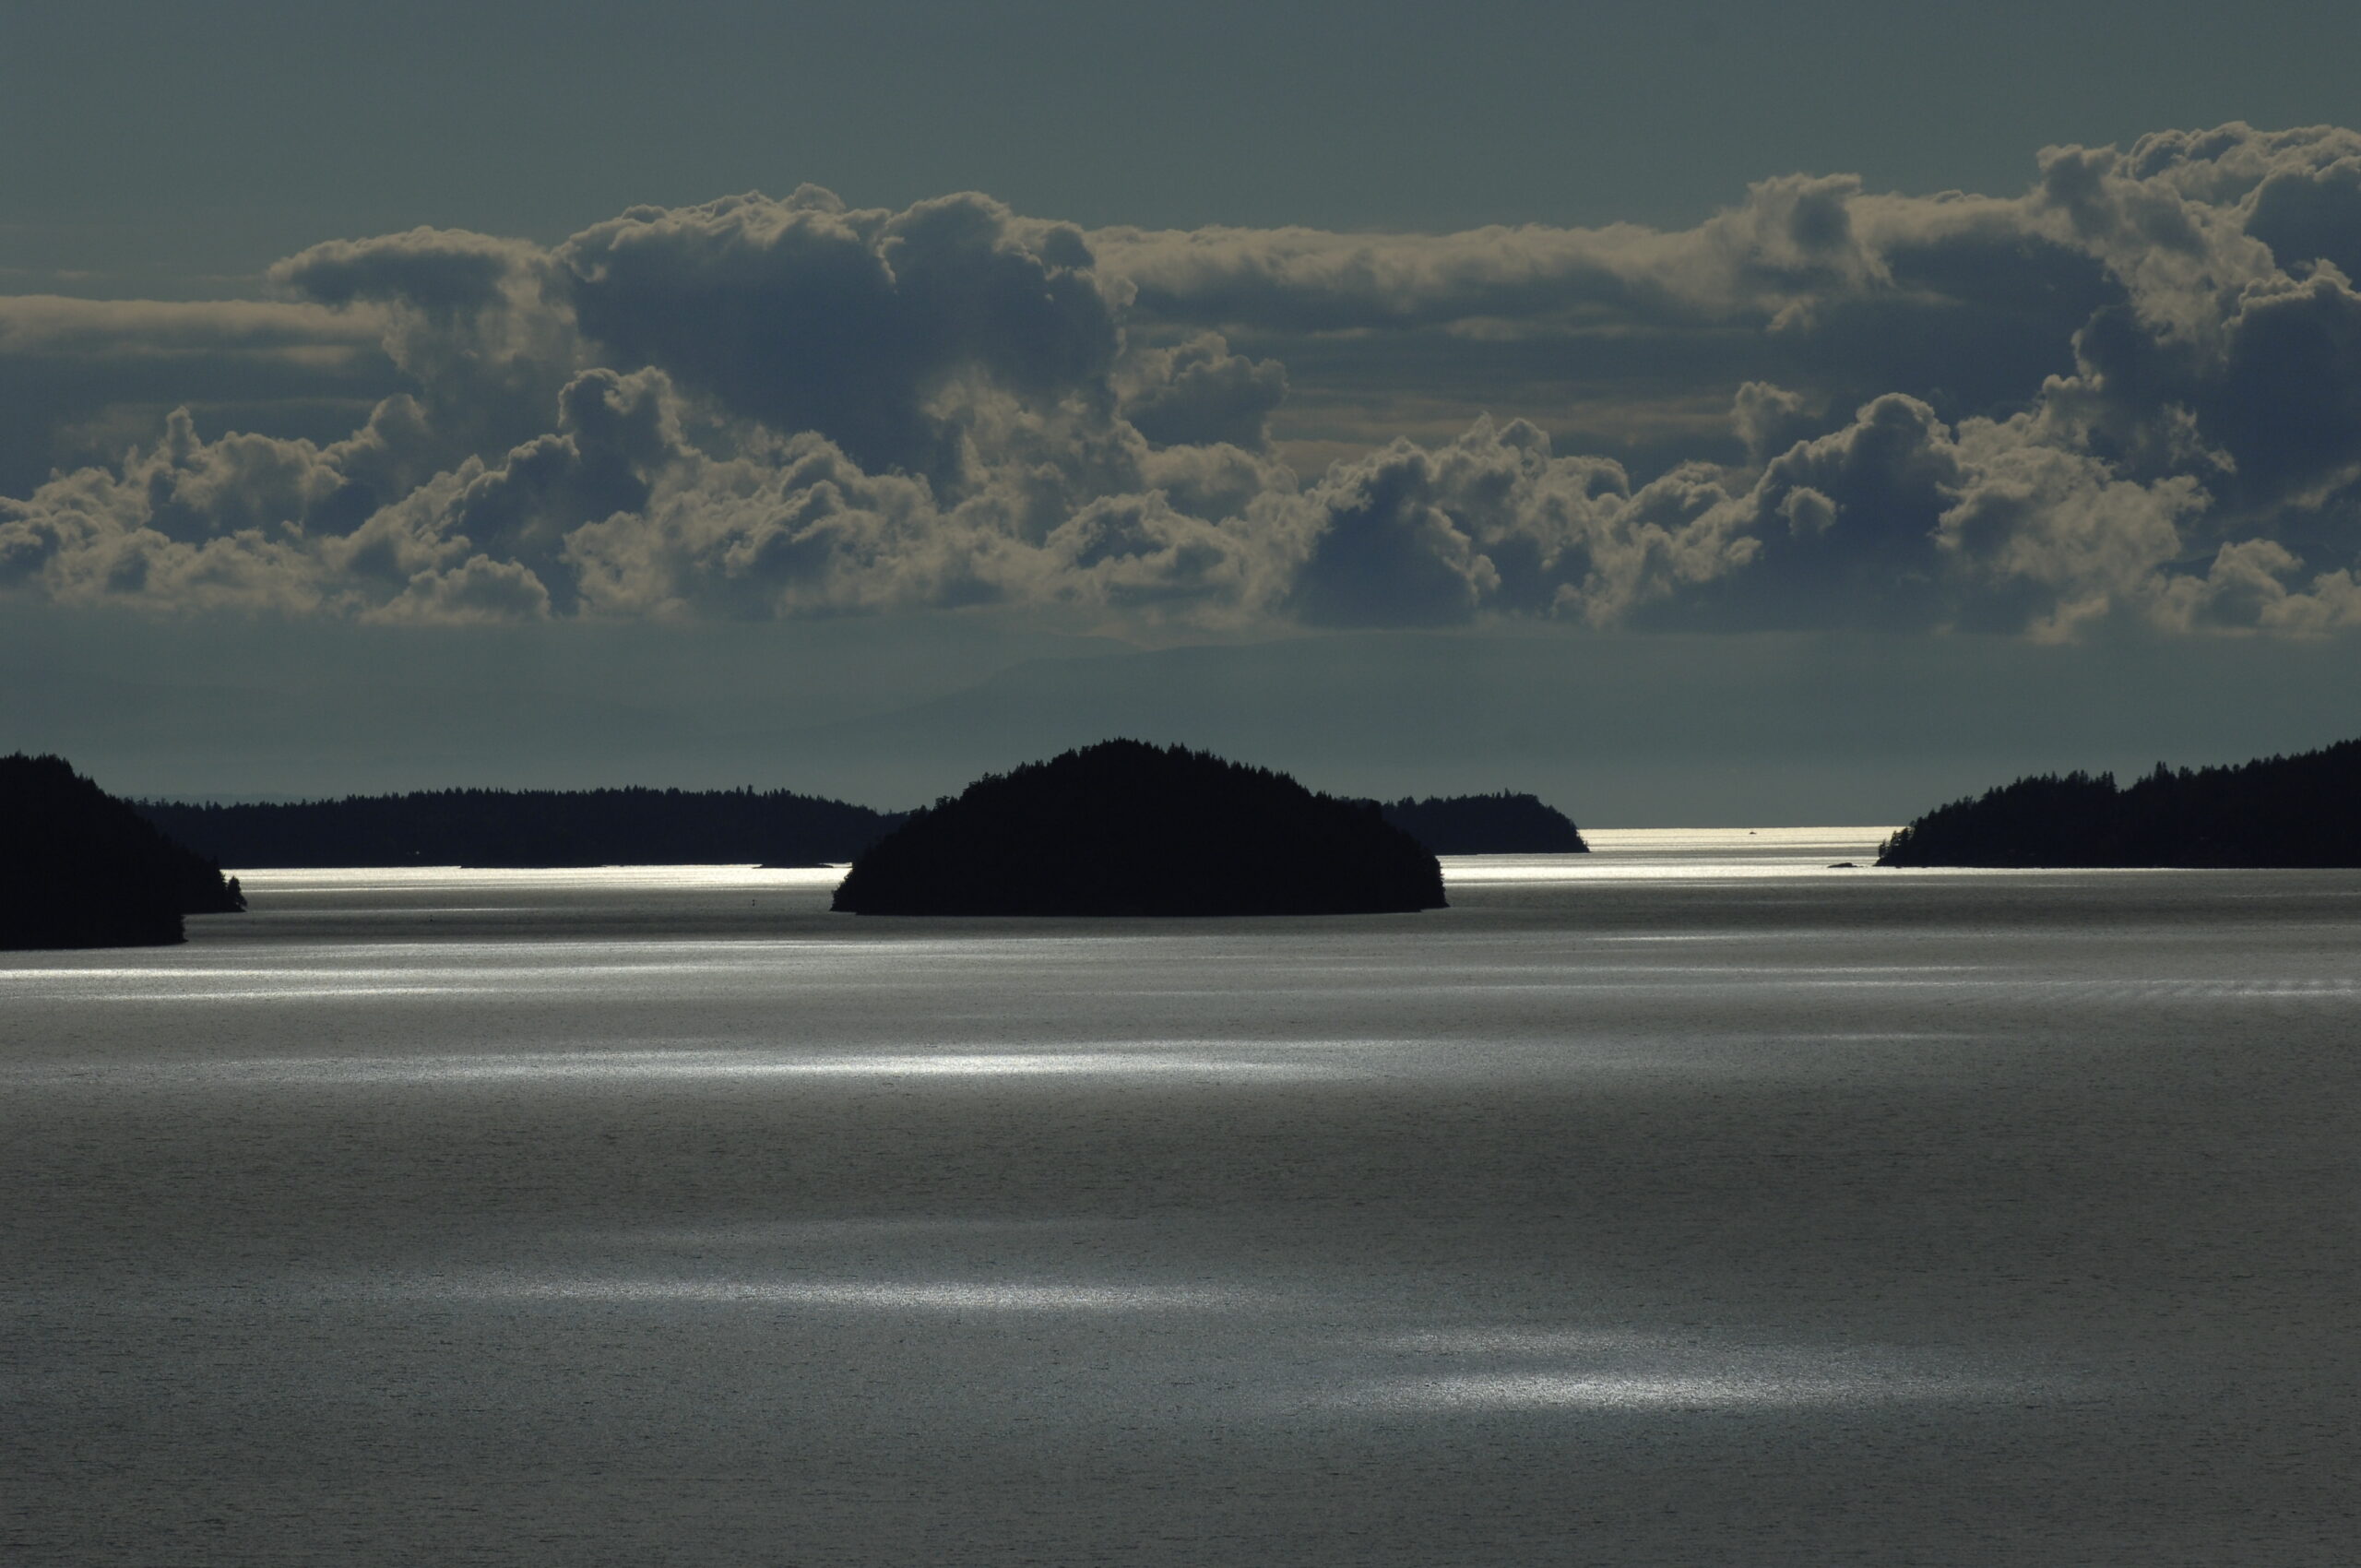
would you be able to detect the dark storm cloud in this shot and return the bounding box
[6,123,2361,635]
[1118,334,1287,450]
[270,228,581,466]
[1283,420,1744,628]
[2247,160,2361,281]
[557,189,1124,481]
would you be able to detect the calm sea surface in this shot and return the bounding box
[4,830,2357,1564]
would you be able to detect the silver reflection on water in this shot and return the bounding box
[1340,1369,1999,1411]
[433,1276,1263,1311]
[0,1045,1347,1088]
[1322,1328,2033,1413]
[6,839,2355,1564]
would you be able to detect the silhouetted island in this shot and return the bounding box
[137,787,904,869]
[1878,739,2361,867]
[1369,791,1587,854]
[832,741,1448,915]
[2,754,246,949]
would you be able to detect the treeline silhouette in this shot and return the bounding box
[834,740,1447,916]
[1879,739,2361,866]
[137,787,904,869]
[3,754,245,949]
[1370,791,1586,854]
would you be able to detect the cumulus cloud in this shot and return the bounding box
[271,226,581,465]
[368,553,552,624]
[0,294,397,501]
[1118,333,1287,450]
[556,188,1122,482]
[1282,419,1751,628]
[6,123,2361,636]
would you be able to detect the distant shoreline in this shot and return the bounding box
[136,783,1589,870]
[1879,740,2361,868]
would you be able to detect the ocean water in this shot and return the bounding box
[4,831,2357,1564]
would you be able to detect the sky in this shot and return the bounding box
[6,0,2361,822]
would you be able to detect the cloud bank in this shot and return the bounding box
[8,124,2361,637]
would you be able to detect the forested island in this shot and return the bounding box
[833,740,1448,916]
[1370,791,1586,854]
[137,787,905,869]
[2,754,245,949]
[1878,739,2361,866]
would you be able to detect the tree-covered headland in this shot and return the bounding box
[2,754,245,949]
[1878,740,2361,867]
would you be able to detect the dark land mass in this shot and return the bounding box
[1879,738,2361,866]
[1370,791,1586,854]
[136,784,1582,870]
[136,788,905,870]
[833,740,1447,916]
[2,754,245,949]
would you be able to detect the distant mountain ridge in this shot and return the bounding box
[1879,739,2361,866]
[136,787,904,870]
[3,754,244,949]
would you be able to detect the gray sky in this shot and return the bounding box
[6,1,2361,820]
[9,0,2358,286]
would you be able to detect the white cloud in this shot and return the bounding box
[5,125,2360,639]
